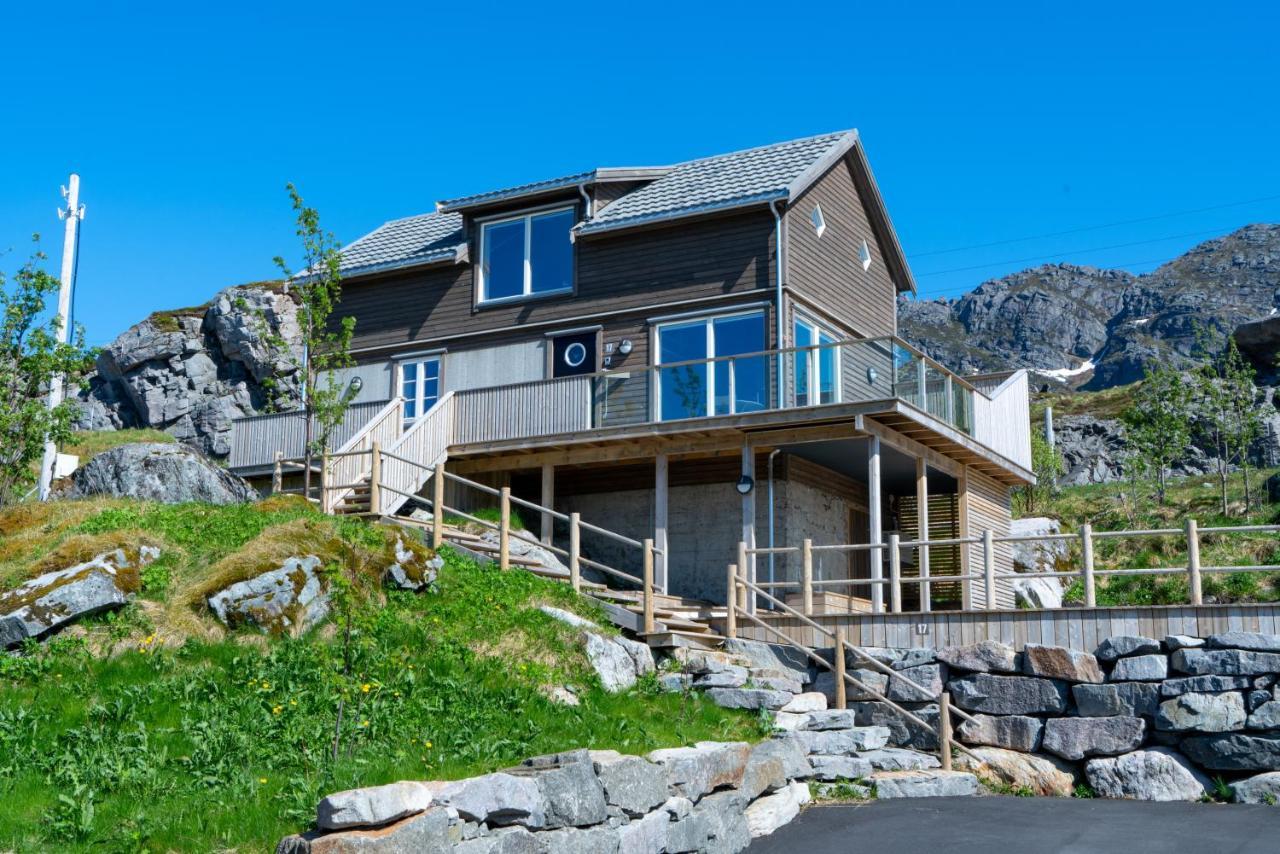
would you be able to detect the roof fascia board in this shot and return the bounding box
[783,130,858,203]
[574,191,786,238]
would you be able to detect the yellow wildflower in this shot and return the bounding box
[361,683,371,693]
[259,777,268,784]
[425,741,433,749]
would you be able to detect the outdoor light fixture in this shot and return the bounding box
[618,339,634,355]
[342,376,364,404]
[866,366,878,385]
[736,474,755,495]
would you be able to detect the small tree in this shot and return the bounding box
[1121,363,1192,505]
[0,238,95,505]
[1192,333,1262,516]
[1015,424,1063,515]
[272,184,355,497]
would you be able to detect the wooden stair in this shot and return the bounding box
[383,513,723,649]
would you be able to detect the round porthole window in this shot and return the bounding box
[563,341,588,368]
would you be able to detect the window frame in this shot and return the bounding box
[476,203,577,306]
[793,313,842,407]
[396,355,442,426]
[653,308,767,421]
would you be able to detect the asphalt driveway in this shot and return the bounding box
[747,797,1280,854]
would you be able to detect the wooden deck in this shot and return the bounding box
[729,603,1280,651]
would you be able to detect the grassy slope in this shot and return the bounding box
[0,500,762,852]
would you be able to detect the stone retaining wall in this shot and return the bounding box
[277,722,976,852]
[673,632,1280,803]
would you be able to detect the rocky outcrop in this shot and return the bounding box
[538,606,655,693]
[1010,518,1071,608]
[957,746,1077,796]
[899,224,1280,391]
[207,556,330,636]
[1085,748,1211,801]
[75,283,302,457]
[0,546,158,649]
[69,442,258,504]
[1233,314,1280,385]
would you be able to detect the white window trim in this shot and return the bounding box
[810,203,826,238]
[398,355,442,425]
[793,314,842,406]
[477,205,576,305]
[654,308,766,420]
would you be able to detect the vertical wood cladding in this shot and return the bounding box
[336,209,777,356]
[964,467,1015,608]
[785,156,899,338]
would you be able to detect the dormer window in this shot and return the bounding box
[810,204,826,237]
[478,206,575,304]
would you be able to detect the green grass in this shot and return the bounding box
[61,429,176,461]
[1022,464,1280,607]
[0,544,763,852]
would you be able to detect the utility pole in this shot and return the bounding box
[38,174,85,501]
[1044,405,1057,493]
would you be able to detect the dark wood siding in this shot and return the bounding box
[785,156,898,338]
[336,209,778,357]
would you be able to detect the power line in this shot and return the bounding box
[913,227,1233,278]
[907,193,1280,258]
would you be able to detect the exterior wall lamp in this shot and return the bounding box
[618,339,634,355]
[736,474,755,495]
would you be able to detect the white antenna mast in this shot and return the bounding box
[37,174,85,501]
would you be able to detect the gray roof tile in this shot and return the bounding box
[337,211,464,276]
[576,130,853,235]
[336,131,858,277]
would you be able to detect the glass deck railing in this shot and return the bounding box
[584,336,976,435]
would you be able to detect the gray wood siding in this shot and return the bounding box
[732,604,1280,652]
[336,210,778,357]
[786,156,898,338]
[964,468,1015,608]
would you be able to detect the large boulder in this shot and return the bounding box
[1160,675,1251,696]
[936,640,1019,674]
[1073,682,1161,718]
[1205,631,1280,653]
[0,546,157,649]
[206,556,330,636]
[646,741,750,802]
[871,770,978,798]
[1095,636,1162,662]
[744,782,805,839]
[1109,654,1169,682]
[538,607,654,693]
[76,283,302,457]
[383,535,443,592]
[279,807,450,854]
[949,673,1070,715]
[1231,771,1280,804]
[428,773,548,828]
[852,701,940,750]
[1171,648,1280,676]
[509,750,607,829]
[1010,517,1071,609]
[1179,733,1280,771]
[956,714,1044,752]
[1155,692,1246,733]
[1022,644,1104,683]
[589,751,668,818]
[70,443,258,504]
[1041,717,1146,761]
[316,781,434,831]
[957,747,1077,796]
[1085,748,1212,801]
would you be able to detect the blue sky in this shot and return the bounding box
[3,1,1278,346]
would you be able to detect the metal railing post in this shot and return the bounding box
[834,628,847,710]
[1187,518,1202,605]
[499,487,512,571]
[569,512,582,592]
[272,451,283,495]
[939,691,954,771]
[920,539,932,614]
[368,441,382,516]
[1081,523,1096,607]
[726,563,738,639]
[802,538,814,616]
[983,528,996,610]
[432,462,445,549]
[889,533,902,613]
[643,538,656,634]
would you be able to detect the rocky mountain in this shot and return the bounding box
[900,224,1280,390]
[74,283,302,457]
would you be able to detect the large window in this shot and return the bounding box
[479,207,575,303]
[399,357,440,425]
[657,311,766,421]
[794,317,840,407]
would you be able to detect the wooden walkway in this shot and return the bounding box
[730,603,1280,651]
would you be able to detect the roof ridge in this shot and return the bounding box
[667,129,854,169]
